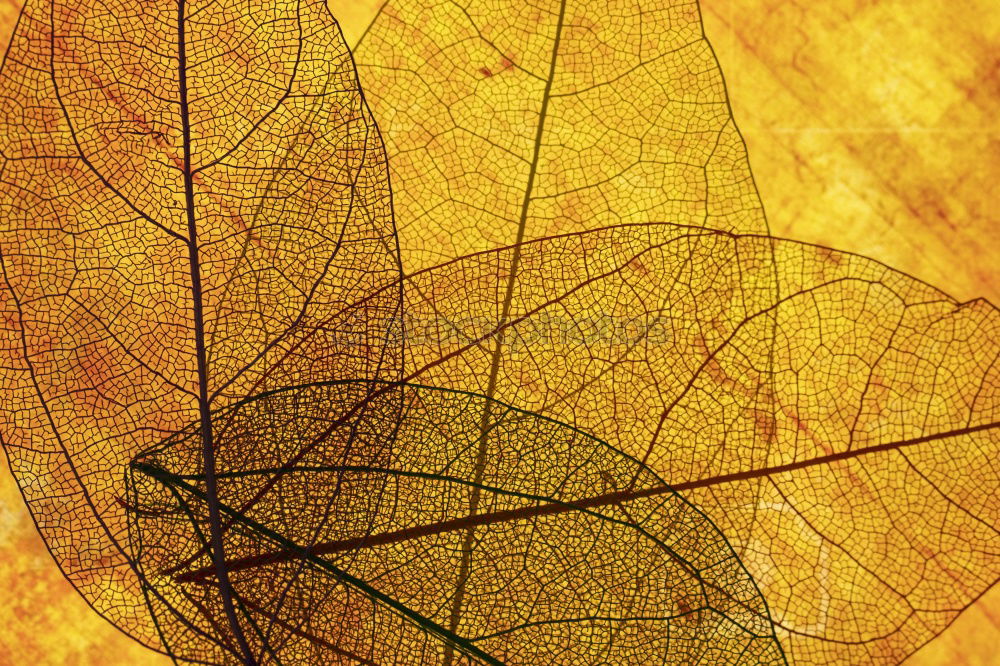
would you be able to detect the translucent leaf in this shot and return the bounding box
[356,0,767,273]
[126,381,785,664]
[392,223,1000,664]
[0,0,400,651]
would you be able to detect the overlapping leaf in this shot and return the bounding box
[126,381,784,664]
[2,0,997,663]
[0,0,400,652]
[354,0,1000,663]
[376,222,998,664]
[0,0,786,663]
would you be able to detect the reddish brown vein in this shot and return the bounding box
[174,420,997,584]
[237,594,377,666]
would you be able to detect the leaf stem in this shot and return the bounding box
[167,419,1000,583]
[443,0,569,660]
[177,0,256,662]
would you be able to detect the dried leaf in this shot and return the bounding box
[391,223,1000,664]
[126,381,784,663]
[0,0,400,653]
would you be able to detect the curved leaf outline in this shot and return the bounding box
[125,380,787,664]
[354,0,1000,662]
[0,0,401,655]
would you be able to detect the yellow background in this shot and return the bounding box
[0,0,995,663]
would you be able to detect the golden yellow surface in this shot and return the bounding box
[700,3,1000,661]
[0,0,995,664]
[0,1,179,661]
[702,0,999,305]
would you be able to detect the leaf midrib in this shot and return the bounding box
[176,1,256,662]
[443,0,571,656]
[138,462,508,666]
[155,418,1000,584]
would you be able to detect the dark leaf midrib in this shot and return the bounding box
[176,1,256,662]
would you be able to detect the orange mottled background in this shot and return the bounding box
[0,0,996,663]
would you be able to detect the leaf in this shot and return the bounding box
[355,0,766,273]
[384,223,998,664]
[125,380,785,664]
[2,0,997,664]
[0,0,401,654]
[0,0,783,663]
[354,1,1000,662]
